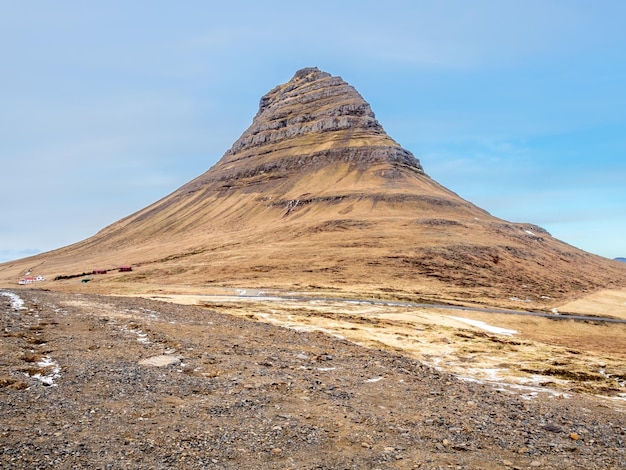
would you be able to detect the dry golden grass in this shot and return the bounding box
[556,288,626,319]
[138,293,626,401]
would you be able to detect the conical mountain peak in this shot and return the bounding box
[217,67,422,176]
[2,67,625,309]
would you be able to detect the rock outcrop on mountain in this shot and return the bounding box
[2,67,626,308]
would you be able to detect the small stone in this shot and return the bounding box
[270,448,282,454]
[361,442,372,449]
[530,461,542,468]
[138,355,181,367]
[543,423,562,433]
[569,432,579,440]
[502,461,513,467]
[442,439,450,447]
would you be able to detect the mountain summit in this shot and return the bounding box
[2,67,626,306]
[159,66,433,217]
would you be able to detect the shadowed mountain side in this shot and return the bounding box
[2,67,626,308]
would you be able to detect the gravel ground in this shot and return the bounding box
[1,289,624,469]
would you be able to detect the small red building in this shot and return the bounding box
[93,269,108,275]
[118,266,132,272]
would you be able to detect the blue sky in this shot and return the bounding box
[1,1,625,262]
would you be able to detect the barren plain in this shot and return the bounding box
[1,287,625,469]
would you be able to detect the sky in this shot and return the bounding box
[1,1,625,262]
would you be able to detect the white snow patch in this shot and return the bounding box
[459,373,570,400]
[599,369,626,388]
[525,230,536,236]
[32,356,61,386]
[37,357,56,368]
[136,332,150,344]
[448,316,517,335]
[121,325,151,344]
[365,377,384,383]
[1,291,25,310]
[317,367,336,372]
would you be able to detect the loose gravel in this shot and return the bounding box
[1,289,624,469]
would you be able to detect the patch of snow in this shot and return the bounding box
[31,356,60,386]
[599,369,625,387]
[122,326,151,344]
[317,367,336,372]
[457,376,483,384]
[448,316,518,335]
[365,377,384,383]
[1,291,25,310]
[37,357,56,368]
[32,374,56,386]
[525,230,536,236]
[458,378,570,401]
[520,392,538,400]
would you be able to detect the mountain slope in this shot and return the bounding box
[2,67,626,307]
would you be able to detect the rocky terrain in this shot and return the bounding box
[1,289,625,469]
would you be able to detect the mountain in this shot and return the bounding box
[616,258,626,263]
[2,67,626,307]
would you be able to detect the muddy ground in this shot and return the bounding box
[1,289,625,469]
